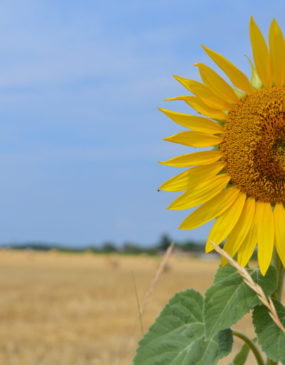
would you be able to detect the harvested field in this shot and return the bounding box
[0,250,267,364]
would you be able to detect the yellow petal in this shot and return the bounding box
[249,17,272,88]
[201,45,254,94]
[180,186,240,230]
[164,131,223,147]
[168,174,230,210]
[160,150,222,167]
[158,108,224,134]
[269,19,285,86]
[165,96,227,120]
[159,162,225,192]
[195,63,239,104]
[222,197,256,265]
[237,220,257,267]
[255,201,274,275]
[174,75,232,109]
[205,192,246,252]
[273,203,285,267]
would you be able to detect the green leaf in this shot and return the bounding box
[253,300,285,363]
[231,343,250,365]
[205,265,277,338]
[133,289,233,365]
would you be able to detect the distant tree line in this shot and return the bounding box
[2,234,205,255]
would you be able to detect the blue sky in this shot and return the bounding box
[0,0,284,246]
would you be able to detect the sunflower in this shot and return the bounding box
[159,17,285,275]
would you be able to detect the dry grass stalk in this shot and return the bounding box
[210,241,285,333]
[125,241,175,356]
[143,242,175,312]
[131,272,144,335]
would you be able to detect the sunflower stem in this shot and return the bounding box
[265,252,284,365]
[272,251,284,301]
[232,330,265,365]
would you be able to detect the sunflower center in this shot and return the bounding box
[221,86,285,203]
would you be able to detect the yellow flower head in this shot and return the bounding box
[159,17,285,275]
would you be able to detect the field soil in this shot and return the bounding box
[0,250,265,364]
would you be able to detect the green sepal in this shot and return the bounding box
[233,88,247,99]
[245,55,263,89]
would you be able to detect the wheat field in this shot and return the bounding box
[0,249,263,364]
